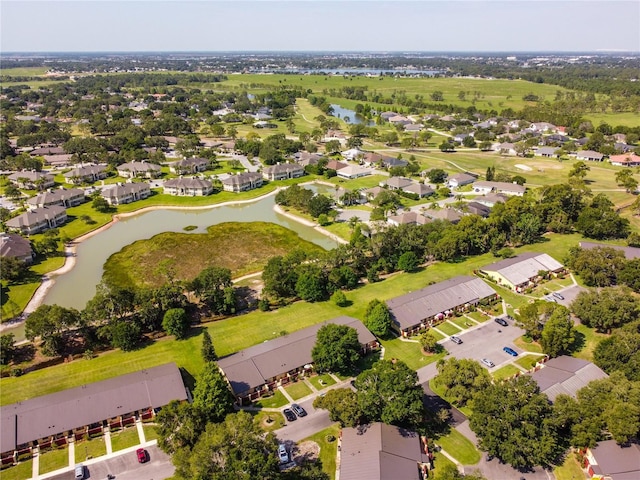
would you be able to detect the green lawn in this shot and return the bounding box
[450,316,472,330]
[308,373,336,390]
[1,459,34,480]
[110,427,141,452]
[38,446,69,474]
[143,425,160,442]
[515,355,541,370]
[252,410,285,432]
[253,389,288,409]
[284,381,313,401]
[466,311,487,323]
[379,336,445,371]
[513,335,544,354]
[554,453,587,480]
[573,323,608,361]
[435,428,481,465]
[429,379,473,417]
[322,221,352,242]
[437,322,462,336]
[430,451,457,480]
[492,364,521,381]
[74,436,107,463]
[302,424,341,480]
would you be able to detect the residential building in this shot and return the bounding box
[387,276,497,336]
[218,316,378,404]
[382,157,408,169]
[576,150,605,162]
[403,183,434,198]
[337,165,372,179]
[5,206,67,235]
[326,160,349,171]
[529,356,608,402]
[495,142,517,156]
[168,157,209,174]
[7,171,55,190]
[361,186,385,202]
[262,163,305,181]
[339,423,431,480]
[383,177,413,190]
[221,172,263,192]
[163,178,213,196]
[472,181,526,196]
[387,211,431,226]
[446,173,475,188]
[609,153,640,167]
[26,188,85,210]
[584,440,640,480]
[465,201,491,217]
[0,233,34,264]
[63,164,108,184]
[579,241,640,260]
[535,146,559,157]
[0,363,187,461]
[528,122,557,133]
[101,182,151,205]
[479,252,565,292]
[29,146,65,157]
[362,152,393,168]
[422,208,462,224]
[296,152,323,166]
[341,148,363,161]
[116,161,162,178]
[474,193,507,207]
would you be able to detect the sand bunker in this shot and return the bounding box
[514,164,533,171]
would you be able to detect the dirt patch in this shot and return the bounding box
[292,440,320,465]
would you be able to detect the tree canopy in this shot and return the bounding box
[434,358,491,407]
[311,323,361,374]
[570,287,640,333]
[191,362,235,424]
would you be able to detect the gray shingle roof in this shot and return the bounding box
[588,440,640,479]
[579,241,640,260]
[480,252,563,287]
[26,188,84,207]
[163,177,212,189]
[0,233,33,260]
[5,205,66,230]
[221,172,262,186]
[528,356,608,402]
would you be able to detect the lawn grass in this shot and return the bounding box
[513,335,544,354]
[322,221,352,242]
[38,446,69,474]
[284,381,313,401]
[429,379,473,417]
[302,424,341,480]
[492,364,521,381]
[450,316,472,330]
[516,355,541,371]
[252,410,285,432]
[1,459,34,480]
[308,373,336,390]
[74,435,107,463]
[466,311,487,323]
[380,336,445,370]
[572,323,608,361]
[435,428,481,465]
[437,321,462,336]
[253,389,288,409]
[110,427,141,452]
[554,453,587,480]
[143,425,160,442]
[430,451,457,480]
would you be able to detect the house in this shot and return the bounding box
[528,122,556,133]
[614,142,633,153]
[361,186,386,202]
[387,275,498,336]
[453,133,472,144]
[447,173,475,188]
[404,123,423,132]
[576,150,605,162]
[465,201,491,217]
[382,157,408,169]
[296,152,323,166]
[116,161,162,178]
[329,187,365,206]
[163,178,213,196]
[168,157,209,174]
[43,154,73,167]
[221,172,263,192]
[0,363,186,460]
[528,356,608,402]
[380,111,399,121]
[361,152,393,168]
[479,252,565,292]
[262,163,305,181]
[474,193,508,207]
[403,183,434,198]
[101,182,151,205]
[26,188,85,210]
[0,233,34,264]
[387,211,431,226]
[422,208,462,224]
[609,153,640,167]
[584,440,640,480]
[472,181,526,196]
[383,177,413,191]
[388,115,411,126]
[579,241,640,260]
[63,164,108,184]
[535,146,559,157]
[29,146,65,157]
[8,171,55,190]
[495,142,517,156]
[339,423,431,480]
[337,165,371,179]
[5,206,67,235]
[326,160,349,171]
[217,316,378,404]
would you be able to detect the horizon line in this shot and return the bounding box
[2,50,639,55]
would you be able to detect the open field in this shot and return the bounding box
[492,364,521,381]
[103,222,325,289]
[302,424,340,480]
[110,427,141,452]
[573,323,608,361]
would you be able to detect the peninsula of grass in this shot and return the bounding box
[103,222,326,289]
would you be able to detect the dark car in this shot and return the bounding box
[450,335,463,344]
[495,317,508,327]
[291,403,307,417]
[136,448,147,463]
[503,347,518,357]
[283,408,296,422]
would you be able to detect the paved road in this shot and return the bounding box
[422,382,466,426]
[276,397,336,443]
[231,153,261,172]
[464,452,554,480]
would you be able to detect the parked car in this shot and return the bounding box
[450,335,463,344]
[283,408,296,422]
[136,448,147,463]
[503,347,518,357]
[278,444,289,464]
[74,464,85,480]
[495,317,508,327]
[291,403,307,417]
[481,358,495,368]
[552,292,564,300]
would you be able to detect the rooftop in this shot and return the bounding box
[529,356,608,402]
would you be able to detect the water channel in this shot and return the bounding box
[4,186,339,341]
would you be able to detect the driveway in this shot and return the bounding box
[464,452,554,480]
[422,382,466,426]
[276,397,336,443]
[336,209,370,223]
[231,153,260,172]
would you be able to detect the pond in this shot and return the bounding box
[330,104,375,126]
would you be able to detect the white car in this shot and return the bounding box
[481,358,495,368]
[278,444,289,464]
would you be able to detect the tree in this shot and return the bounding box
[485,166,495,181]
[419,331,439,353]
[162,308,190,339]
[439,140,455,152]
[515,300,564,341]
[615,168,639,192]
[355,359,424,427]
[201,328,217,362]
[295,265,327,302]
[540,307,575,357]
[619,258,640,292]
[311,323,361,374]
[109,320,141,351]
[470,376,561,468]
[427,168,448,184]
[313,388,362,427]
[0,334,15,365]
[397,251,419,272]
[575,194,630,240]
[191,266,235,314]
[4,183,22,201]
[25,304,81,356]
[568,161,590,179]
[156,399,206,455]
[593,323,640,381]
[433,358,491,407]
[175,411,280,480]
[92,195,112,213]
[565,246,626,287]
[192,362,235,424]
[364,299,392,337]
[324,139,341,153]
[0,256,28,282]
[571,287,640,332]
[330,290,348,307]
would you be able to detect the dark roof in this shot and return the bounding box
[0,363,186,454]
[339,423,427,480]
[589,440,640,479]
[0,233,33,260]
[218,317,375,396]
[529,356,608,401]
[263,163,304,175]
[387,276,496,331]
[579,241,640,260]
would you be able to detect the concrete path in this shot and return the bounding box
[136,418,146,444]
[104,429,113,455]
[278,385,295,404]
[32,450,39,479]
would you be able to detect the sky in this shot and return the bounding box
[1,0,639,53]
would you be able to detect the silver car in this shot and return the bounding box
[481,358,495,368]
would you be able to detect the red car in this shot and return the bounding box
[136,448,147,463]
